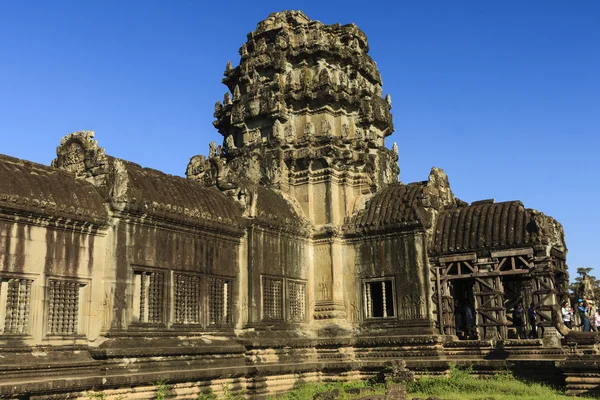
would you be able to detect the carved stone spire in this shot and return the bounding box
[214,10,393,146]
[207,11,399,219]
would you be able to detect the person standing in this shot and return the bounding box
[513,301,526,339]
[528,302,538,338]
[454,300,464,337]
[464,303,476,339]
[578,300,591,332]
[561,300,574,329]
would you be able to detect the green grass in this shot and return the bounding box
[272,380,385,400]
[271,366,574,400]
[407,366,571,400]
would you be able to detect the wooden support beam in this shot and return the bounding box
[439,253,477,263]
[491,248,534,258]
[435,268,444,334]
[444,269,529,281]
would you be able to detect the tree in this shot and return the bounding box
[569,267,600,300]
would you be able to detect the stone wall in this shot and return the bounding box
[348,232,435,334]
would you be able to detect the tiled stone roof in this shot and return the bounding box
[115,158,245,233]
[431,200,566,255]
[345,182,429,233]
[0,154,108,225]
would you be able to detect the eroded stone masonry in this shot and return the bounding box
[0,10,598,399]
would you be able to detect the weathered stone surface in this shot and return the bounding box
[0,9,582,400]
[0,153,108,225]
[431,200,567,256]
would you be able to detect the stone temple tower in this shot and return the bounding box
[188,10,401,325]
[211,10,399,227]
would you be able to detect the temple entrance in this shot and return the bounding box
[431,249,565,340]
[451,279,475,339]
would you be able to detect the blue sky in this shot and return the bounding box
[1,1,598,280]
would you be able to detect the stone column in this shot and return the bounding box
[313,232,346,323]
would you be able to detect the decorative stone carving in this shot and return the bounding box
[209,141,217,158]
[285,122,296,141]
[233,85,241,101]
[272,120,284,141]
[385,93,392,106]
[355,127,363,140]
[225,60,233,72]
[175,274,201,324]
[317,68,330,87]
[321,120,331,137]
[341,123,349,138]
[249,128,262,144]
[52,130,108,184]
[303,122,315,140]
[366,128,375,140]
[287,280,306,322]
[214,101,223,116]
[224,92,232,105]
[186,155,209,182]
[109,159,129,211]
[392,142,398,156]
[225,135,236,151]
[231,103,245,123]
[47,280,80,335]
[263,277,283,320]
[209,277,231,325]
[1,278,32,335]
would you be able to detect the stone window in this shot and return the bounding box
[0,277,33,335]
[363,279,395,319]
[174,273,202,325]
[47,280,85,335]
[209,277,231,325]
[287,280,307,322]
[262,277,284,321]
[132,270,165,324]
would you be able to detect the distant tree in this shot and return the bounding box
[569,267,600,300]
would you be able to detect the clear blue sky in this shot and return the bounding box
[1,1,598,280]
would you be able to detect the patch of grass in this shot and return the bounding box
[221,384,245,400]
[197,387,218,400]
[407,365,571,400]
[271,366,575,400]
[272,380,384,400]
[154,378,170,400]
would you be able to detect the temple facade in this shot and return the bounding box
[0,10,597,399]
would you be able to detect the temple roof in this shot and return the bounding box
[345,182,430,233]
[0,154,108,225]
[431,200,566,256]
[344,167,457,235]
[109,158,306,235]
[111,158,245,233]
[253,186,309,235]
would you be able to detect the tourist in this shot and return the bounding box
[464,303,476,339]
[513,301,526,339]
[528,302,537,338]
[561,300,574,329]
[595,309,600,331]
[578,299,591,332]
[454,300,464,337]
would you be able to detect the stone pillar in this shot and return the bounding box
[313,233,346,323]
